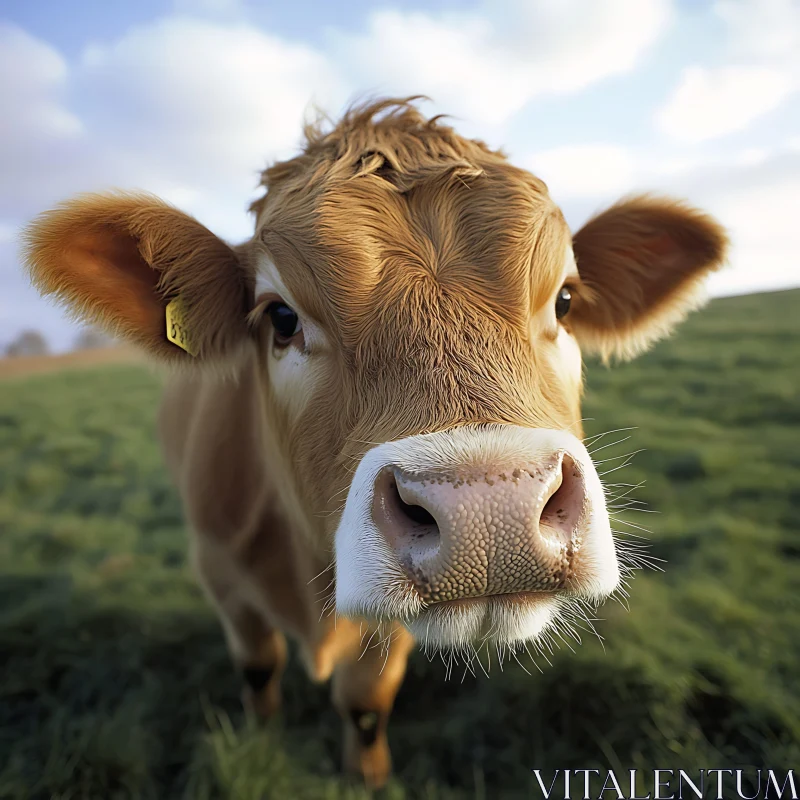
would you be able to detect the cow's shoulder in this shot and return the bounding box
[158,355,273,545]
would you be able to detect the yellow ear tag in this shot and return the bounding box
[166,298,197,356]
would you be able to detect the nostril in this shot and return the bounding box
[539,453,585,543]
[374,474,443,585]
[392,482,438,526]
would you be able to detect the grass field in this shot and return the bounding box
[1,289,798,799]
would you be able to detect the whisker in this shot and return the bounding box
[307,561,334,586]
[588,436,632,456]
[598,454,643,477]
[594,449,645,467]
[583,426,638,447]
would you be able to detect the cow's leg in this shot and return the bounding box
[331,622,414,789]
[219,603,288,718]
[194,541,288,718]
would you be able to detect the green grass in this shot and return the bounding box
[1,289,799,799]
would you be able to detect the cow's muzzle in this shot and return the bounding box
[334,425,619,647]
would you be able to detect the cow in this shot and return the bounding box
[22,97,727,788]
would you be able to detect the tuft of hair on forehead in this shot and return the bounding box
[249,96,510,217]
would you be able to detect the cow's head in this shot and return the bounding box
[23,99,727,652]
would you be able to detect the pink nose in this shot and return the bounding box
[372,453,586,603]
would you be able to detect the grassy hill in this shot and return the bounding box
[0,289,798,799]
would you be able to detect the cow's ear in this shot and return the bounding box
[22,192,254,365]
[568,195,728,361]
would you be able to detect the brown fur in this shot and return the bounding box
[22,97,729,788]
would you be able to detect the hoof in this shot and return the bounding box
[241,665,281,718]
[343,712,391,790]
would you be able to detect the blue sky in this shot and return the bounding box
[1,0,799,351]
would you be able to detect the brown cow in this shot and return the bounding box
[23,98,727,788]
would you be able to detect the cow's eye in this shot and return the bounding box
[555,286,572,320]
[267,302,302,346]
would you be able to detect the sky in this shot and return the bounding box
[1,0,799,352]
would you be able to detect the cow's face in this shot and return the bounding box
[23,101,727,652]
[247,156,607,649]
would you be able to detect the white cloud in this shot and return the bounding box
[714,0,800,64]
[714,180,799,243]
[651,155,704,177]
[332,0,672,126]
[733,147,770,167]
[0,17,347,240]
[0,23,82,146]
[80,17,341,179]
[655,1,800,144]
[705,185,800,295]
[525,145,637,199]
[656,66,792,143]
[649,146,774,179]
